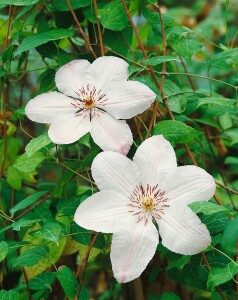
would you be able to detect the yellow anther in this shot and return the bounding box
[141,196,154,211]
[83,96,95,109]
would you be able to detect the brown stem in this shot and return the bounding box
[179,55,196,92]
[134,118,143,142]
[216,181,238,196]
[93,0,104,56]
[65,0,97,59]
[14,193,51,221]
[76,232,100,296]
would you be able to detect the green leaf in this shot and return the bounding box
[7,166,22,190]
[14,152,46,172]
[207,261,238,291]
[160,292,181,300]
[224,156,238,165]
[103,27,133,56]
[153,120,201,145]
[12,218,42,231]
[144,56,180,66]
[0,0,38,5]
[57,197,82,216]
[13,246,48,267]
[221,218,238,256]
[0,66,6,78]
[0,241,8,262]
[196,97,237,108]
[166,26,202,62]
[30,221,62,243]
[0,290,20,300]
[9,191,48,216]
[71,222,105,249]
[52,0,91,11]
[25,134,52,158]
[200,213,229,234]
[99,0,128,31]
[56,266,78,298]
[29,272,56,291]
[207,48,238,69]
[14,29,75,56]
[189,201,232,217]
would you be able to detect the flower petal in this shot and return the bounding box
[91,150,141,197]
[99,81,156,119]
[25,92,74,123]
[111,220,158,283]
[165,166,216,206]
[55,60,90,97]
[133,135,177,187]
[90,110,133,155]
[87,56,129,91]
[48,110,91,144]
[157,205,211,255]
[74,190,130,233]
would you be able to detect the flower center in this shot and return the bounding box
[83,96,95,109]
[141,196,154,210]
[71,85,109,113]
[128,184,169,225]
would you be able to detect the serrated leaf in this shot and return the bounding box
[56,266,78,298]
[207,262,238,291]
[25,134,52,157]
[10,191,47,216]
[30,221,62,243]
[144,56,180,66]
[200,213,228,234]
[189,201,232,217]
[29,272,56,291]
[14,29,75,56]
[208,48,238,69]
[99,0,128,31]
[0,290,20,300]
[0,241,8,262]
[197,97,237,108]
[22,224,67,280]
[0,0,38,4]
[12,218,41,231]
[166,26,202,62]
[153,120,201,145]
[13,246,48,267]
[14,152,46,172]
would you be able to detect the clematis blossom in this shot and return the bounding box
[74,135,216,283]
[25,56,156,155]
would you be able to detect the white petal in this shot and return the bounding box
[111,220,158,283]
[87,56,129,91]
[91,151,141,198]
[25,92,74,123]
[55,60,90,97]
[133,135,177,187]
[74,190,130,233]
[90,110,133,155]
[100,80,156,119]
[157,205,211,255]
[48,110,91,144]
[165,166,216,206]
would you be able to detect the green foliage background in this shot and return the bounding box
[0,0,238,299]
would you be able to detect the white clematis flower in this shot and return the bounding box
[74,135,216,283]
[25,56,156,155]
